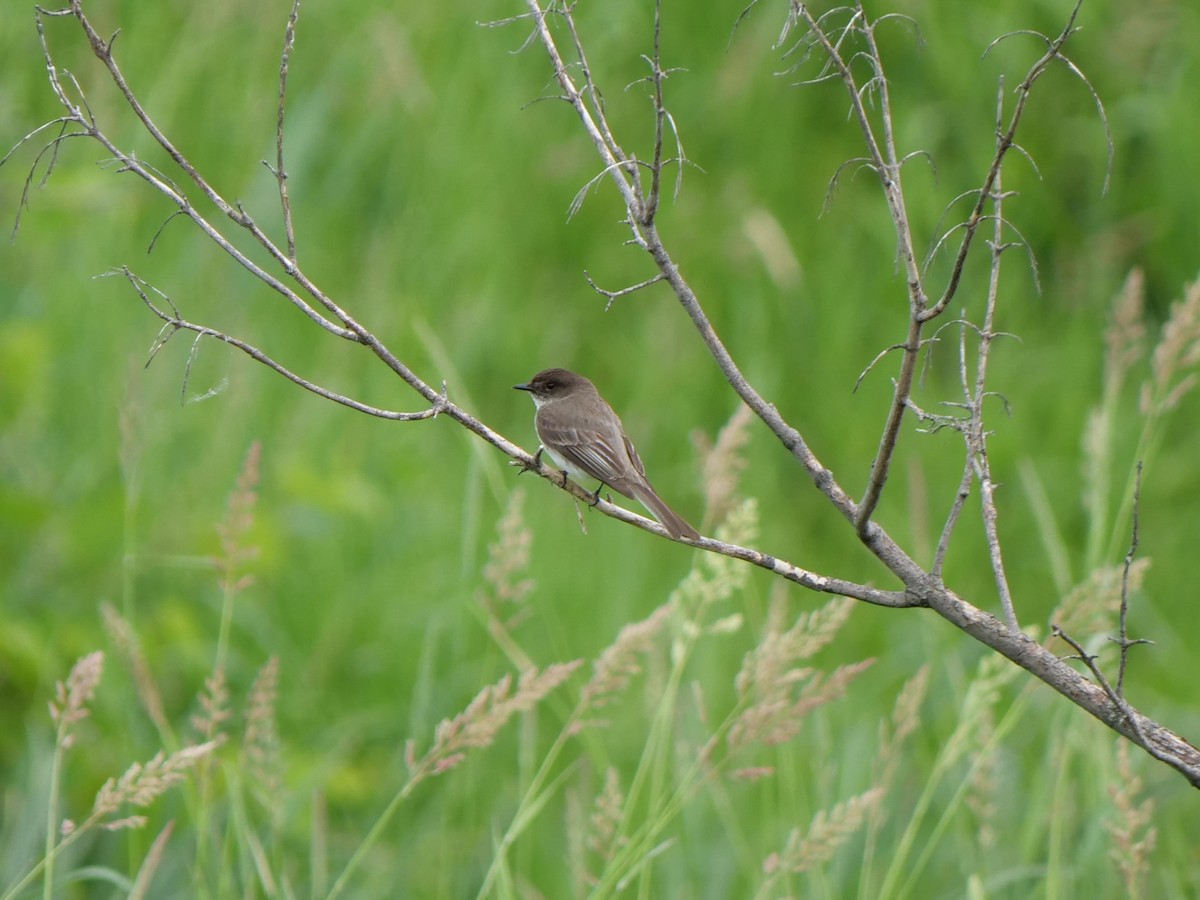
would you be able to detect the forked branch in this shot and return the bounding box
[3,0,919,618]
[6,0,1198,787]
[786,1,1098,534]
[517,0,1200,787]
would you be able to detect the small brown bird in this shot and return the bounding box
[514,368,700,541]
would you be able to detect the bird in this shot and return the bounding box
[513,368,700,541]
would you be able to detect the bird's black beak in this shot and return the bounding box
[513,382,533,392]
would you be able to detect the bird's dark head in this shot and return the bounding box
[513,368,594,403]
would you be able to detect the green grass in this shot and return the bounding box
[2,0,1199,896]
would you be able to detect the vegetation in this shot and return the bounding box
[2,0,1198,896]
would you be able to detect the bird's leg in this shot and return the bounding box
[532,446,572,489]
[517,446,545,477]
[588,483,608,508]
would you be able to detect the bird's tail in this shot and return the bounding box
[630,483,699,541]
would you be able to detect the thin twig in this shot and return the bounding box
[274,0,301,262]
[32,5,356,341]
[1113,461,1153,695]
[788,4,926,535]
[1051,624,1141,741]
[29,2,537,458]
[972,78,1018,630]
[555,2,640,218]
[849,1,1091,533]
[923,0,1086,323]
[2,116,75,239]
[643,0,665,225]
[932,460,972,579]
[583,271,664,310]
[106,269,445,421]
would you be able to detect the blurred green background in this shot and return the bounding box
[2,0,1199,896]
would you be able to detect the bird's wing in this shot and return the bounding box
[622,431,647,478]
[537,415,633,488]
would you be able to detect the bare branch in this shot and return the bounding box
[22,0,904,627]
[974,150,1017,629]
[932,458,972,579]
[583,271,665,310]
[1112,462,1154,695]
[854,337,940,393]
[953,605,1198,787]
[922,0,1086,324]
[271,0,302,261]
[2,117,77,239]
[35,3,358,341]
[12,0,1200,791]
[847,0,1097,535]
[788,4,928,534]
[521,0,884,554]
[104,268,445,421]
[1051,624,1138,736]
[823,155,879,213]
